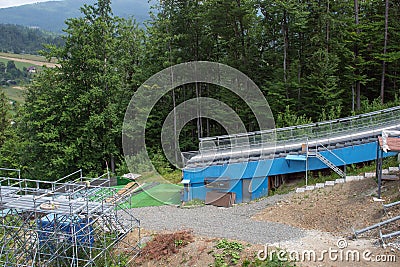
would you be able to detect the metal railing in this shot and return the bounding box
[182,106,400,166]
[0,172,141,266]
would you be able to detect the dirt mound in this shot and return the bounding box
[135,230,194,264]
[253,178,400,236]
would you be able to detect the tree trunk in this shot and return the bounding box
[380,0,389,104]
[354,0,361,110]
[196,82,202,139]
[172,87,178,164]
[110,154,115,173]
[326,0,330,54]
[235,0,246,65]
[282,10,289,99]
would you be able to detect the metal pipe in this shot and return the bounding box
[54,169,82,183]
[190,124,400,164]
[354,215,400,236]
[383,200,400,209]
[378,150,383,199]
[0,167,20,173]
[199,105,400,142]
[380,230,400,240]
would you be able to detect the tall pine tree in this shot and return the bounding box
[18,0,144,179]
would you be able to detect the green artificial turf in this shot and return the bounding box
[118,183,182,208]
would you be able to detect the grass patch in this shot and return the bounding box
[346,156,398,175]
[382,155,398,169]
[135,170,183,185]
[2,86,26,103]
[271,183,299,196]
[0,58,36,70]
[92,183,182,208]
[181,198,205,208]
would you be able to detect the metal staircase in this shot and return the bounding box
[315,152,345,178]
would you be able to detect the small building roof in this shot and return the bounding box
[378,136,400,152]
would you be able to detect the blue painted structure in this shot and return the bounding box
[38,214,94,247]
[183,141,397,203]
[181,106,400,204]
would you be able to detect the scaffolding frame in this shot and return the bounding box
[0,169,140,267]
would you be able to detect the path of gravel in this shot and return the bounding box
[131,192,306,245]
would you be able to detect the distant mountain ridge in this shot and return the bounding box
[0,0,151,33]
[0,24,64,54]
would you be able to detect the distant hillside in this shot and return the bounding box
[0,0,151,33]
[0,24,63,54]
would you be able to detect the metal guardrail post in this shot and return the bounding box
[354,215,400,237]
[0,168,21,179]
[383,200,400,209]
[380,230,400,240]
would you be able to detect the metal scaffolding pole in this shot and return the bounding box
[0,170,140,267]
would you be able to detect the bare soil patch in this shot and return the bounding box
[252,178,400,236]
[0,55,59,68]
[133,230,264,267]
[252,177,400,266]
[135,230,194,264]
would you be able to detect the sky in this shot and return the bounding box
[0,0,61,9]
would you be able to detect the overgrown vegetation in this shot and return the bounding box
[210,239,244,266]
[209,240,296,267]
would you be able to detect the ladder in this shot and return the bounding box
[315,152,345,178]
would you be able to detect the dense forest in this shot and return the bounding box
[0,24,64,54]
[0,60,31,86]
[0,0,399,180]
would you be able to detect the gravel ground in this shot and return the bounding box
[131,192,305,244]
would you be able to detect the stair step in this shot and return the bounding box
[325,181,335,186]
[335,178,345,184]
[296,188,306,193]
[305,185,315,191]
[346,176,364,182]
[389,167,399,172]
